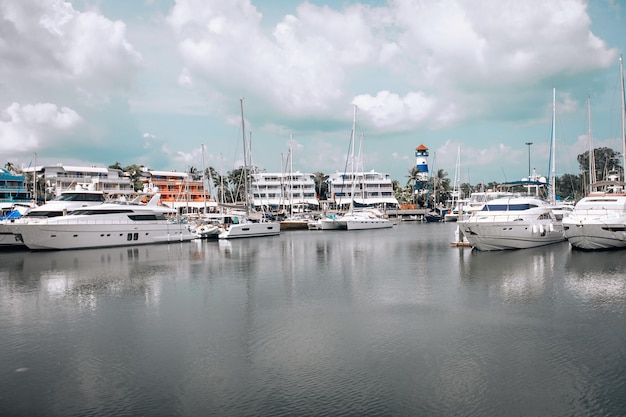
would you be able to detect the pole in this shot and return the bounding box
[525,142,533,178]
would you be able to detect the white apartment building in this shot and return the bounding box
[251,171,319,210]
[23,165,135,198]
[327,170,398,208]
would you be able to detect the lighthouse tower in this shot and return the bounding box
[414,144,430,186]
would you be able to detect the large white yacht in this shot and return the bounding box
[457,149,565,251]
[457,192,565,251]
[563,57,626,250]
[0,187,107,248]
[9,193,196,250]
[562,175,626,250]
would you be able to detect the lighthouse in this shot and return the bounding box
[414,144,430,190]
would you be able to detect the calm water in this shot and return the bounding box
[1,222,625,416]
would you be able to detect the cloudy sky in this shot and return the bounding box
[1,0,625,185]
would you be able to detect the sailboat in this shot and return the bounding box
[562,56,626,250]
[279,137,314,230]
[191,144,222,239]
[423,153,442,222]
[444,145,465,222]
[218,99,280,239]
[319,105,393,231]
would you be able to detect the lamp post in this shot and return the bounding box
[525,142,533,178]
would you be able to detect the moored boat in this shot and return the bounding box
[9,193,196,250]
[457,193,565,251]
[562,176,626,250]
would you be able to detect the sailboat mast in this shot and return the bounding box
[289,134,294,215]
[348,105,357,212]
[587,95,596,192]
[201,144,207,214]
[549,87,556,204]
[240,98,249,216]
[619,55,626,181]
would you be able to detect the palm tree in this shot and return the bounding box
[312,171,329,200]
[405,166,424,204]
[4,162,17,173]
[432,168,451,206]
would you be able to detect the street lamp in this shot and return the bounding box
[525,142,533,178]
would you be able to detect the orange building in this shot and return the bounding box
[139,170,216,214]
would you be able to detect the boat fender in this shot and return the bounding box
[532,224,537,234]
[539,224,544,235]
[549,224,554,232]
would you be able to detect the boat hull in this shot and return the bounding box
[345,218,393,230]
[563,220,626,250]
[218,222,280,239]
[0,222,25,248]
[319,219,347,230]
[10,220,196,250]
[280,220,310,230]
[458,221,565,251]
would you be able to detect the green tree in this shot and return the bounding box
[123,164,145,191]
[556,173,584,202]
[405,166,425,204]
[432,168,451,206]
[312,171,329,200]
[577,147,622,179]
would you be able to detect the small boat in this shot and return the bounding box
[280,212,315,230]
[218,211,280,239]
[423,209,442,223]
[192,218,221,239]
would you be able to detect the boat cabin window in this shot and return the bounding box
[483,203,536,211]
[127,214,167,221]
[24,211,65,218]
[70,209,134,215]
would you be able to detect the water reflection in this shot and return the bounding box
[457,242,569,302]
[564,249,626,307]
[1,224,625,416]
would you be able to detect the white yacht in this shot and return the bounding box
[218,211,280,239]
[9,194,196,250]
[563,57,626,250]
[343,209,393,230]
[0,187,107,248]
[457,193,565,251]
[562,177,626,250]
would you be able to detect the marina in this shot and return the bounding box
[1,222,625,416]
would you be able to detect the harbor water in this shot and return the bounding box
[1,222,625,416]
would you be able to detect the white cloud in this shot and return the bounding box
[0,102,82,152]
[353,90,436,129]
[0,0,142,103]
[165,0,616,133]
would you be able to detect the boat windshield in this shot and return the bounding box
[55,193,105,202]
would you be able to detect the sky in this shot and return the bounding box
[1,0,625,186]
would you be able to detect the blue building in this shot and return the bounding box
[0,168,31,203]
